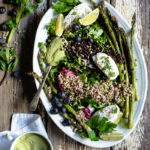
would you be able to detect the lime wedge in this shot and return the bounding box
[114,111,123,124]
[55,14,64,36]
[79,8,99,26]
[100,133,124,141]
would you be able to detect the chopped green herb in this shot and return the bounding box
[87,115,117,136]
[46,19,56,37]
[72,11,77,15]
[109,72,116,77]
[112,107,118,114]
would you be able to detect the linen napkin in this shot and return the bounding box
[0,113,48,150]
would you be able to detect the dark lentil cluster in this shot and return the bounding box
[65,39,122,64]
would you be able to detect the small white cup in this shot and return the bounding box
[10,131,53,150]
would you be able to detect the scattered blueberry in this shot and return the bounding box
[63,98,70,104]
[72,24,79,32]
[0,38,6,45]
[0,24,7,31]
[87,37,94,44]
[58,91,66,99]
[74,35,82,43]
[12,71,21,78]
[0,7,6,14]
[82,29,89,36]
[62,119,72,126]
[56,101,63,108]
[60,107,67,114]
[50,107,59,114]
[52,96,59,104]
[8,9,17,17]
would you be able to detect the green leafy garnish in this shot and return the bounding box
[87,115,117,136]
[52,0,79,14]
[46,19,56,37]
[0,47,18,72]
[72,11,77,15]
[112,107,118,114]
[109,72,116,77]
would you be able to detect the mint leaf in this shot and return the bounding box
[46,19,56,36]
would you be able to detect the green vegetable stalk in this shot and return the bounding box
[128,13,137,129]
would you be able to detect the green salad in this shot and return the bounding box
[30,0,138,141]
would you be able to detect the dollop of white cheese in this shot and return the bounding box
[64,3,92,29]
[93,105,120,123]
[92,52,119,80]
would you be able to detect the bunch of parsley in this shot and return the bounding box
[87,115,117,141]
[52,0,80,14]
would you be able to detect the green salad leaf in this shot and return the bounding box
[46,19,56,37]
[87,115,117,136]
[0,47,18,72]
[52,0,79,14]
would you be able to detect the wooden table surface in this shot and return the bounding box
[0,0,149,149]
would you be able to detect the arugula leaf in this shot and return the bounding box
[52,0,79,14]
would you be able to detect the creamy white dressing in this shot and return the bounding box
[64,3,92,29]
[93,105,120,123]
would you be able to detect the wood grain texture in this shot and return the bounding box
[0,0,149,150]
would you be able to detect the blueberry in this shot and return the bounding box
[74,35,82,43]
[52,96,59,104]
[82,29,89,36]
[62,119,72,126]
[87,37,94,44]
[60,107,67,114]
[0,24,7,31]
[0,38,6,45]
[63,98,70,104]
[56,101,63,108]
[12,71,21,78]
[50,107,59,114]
[0,7,6,14]
[58,91,66,99]
[8,10,17,17]
[72,24,79,32]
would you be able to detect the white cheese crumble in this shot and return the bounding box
[64,3,92,29]
[93,105,120,123]
[92,52,119,80]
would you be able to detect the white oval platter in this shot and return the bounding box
[33,0,148,148]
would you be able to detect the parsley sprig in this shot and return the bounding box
[6,0,38,43]
[87,115,117,140]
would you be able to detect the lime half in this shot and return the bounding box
[100,133,124,141]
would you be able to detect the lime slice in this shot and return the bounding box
[79,8,99,26]
[114,111,123,124]
[55,14,64,36]
[100,133,124,141]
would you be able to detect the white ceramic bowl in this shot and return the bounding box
[10,132,53,150]
[32,0,148,148]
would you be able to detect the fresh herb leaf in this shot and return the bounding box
[72,11,77,15]
[109,72,116,77]
[87,115,117,136]
[46,19,56,36]
[52,0,79,14]
[0,47,18,72]
[112,107,118,113]
[5,19,17,30]
[88,130,99,141]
